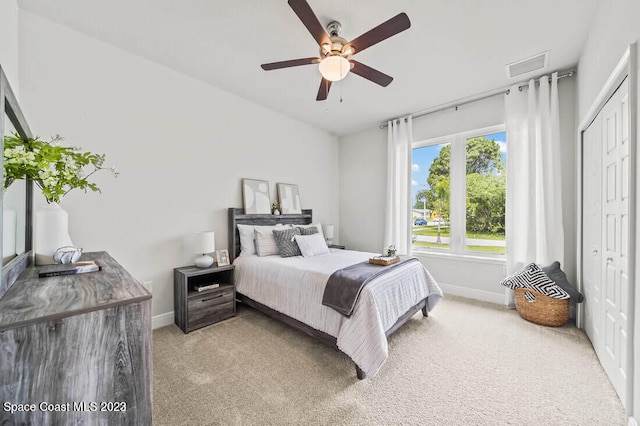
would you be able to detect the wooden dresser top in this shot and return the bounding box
[0,251,151,331]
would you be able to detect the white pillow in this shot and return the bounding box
[254,227,281,257]
[294,233,330,258]
[237,224,257,256]
[295,223,324,240]
[238,224,289,256]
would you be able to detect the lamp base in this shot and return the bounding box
[195,254,214,268]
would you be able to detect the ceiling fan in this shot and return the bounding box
[261,0,411,101]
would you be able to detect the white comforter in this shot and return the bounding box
[234,249,443,377]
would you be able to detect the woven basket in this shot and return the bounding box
[514,288,569,327]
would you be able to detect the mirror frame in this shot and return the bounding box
[0,65,34,298]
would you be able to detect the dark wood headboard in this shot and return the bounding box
[228,208,312,262]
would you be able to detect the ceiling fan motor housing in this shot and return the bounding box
[319,21,354,58]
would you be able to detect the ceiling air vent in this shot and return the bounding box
[506,51,549,78]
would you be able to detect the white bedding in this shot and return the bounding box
[234,249,443,377]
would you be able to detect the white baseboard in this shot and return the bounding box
[152,311,175,330]
[628,416,638,426]
[438,282,504,305]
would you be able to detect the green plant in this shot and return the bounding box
[271,202,281,211]
[3,133,118,204]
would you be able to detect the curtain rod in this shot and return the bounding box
[379,70,575,129]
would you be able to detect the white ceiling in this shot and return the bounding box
[18,0,599,136]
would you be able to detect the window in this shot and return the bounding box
[412,126,506,256]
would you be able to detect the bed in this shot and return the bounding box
[228,208,442,379]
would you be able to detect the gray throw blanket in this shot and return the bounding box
[322,257,419,317]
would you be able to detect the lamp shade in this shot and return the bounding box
[318,56,349,81]
[323,224,334,240]
[194,231,215,254]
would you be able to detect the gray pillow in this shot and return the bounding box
[542,261,584,303]
[297,225,319,236]
[272,227,301,257]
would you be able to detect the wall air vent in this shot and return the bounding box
[506,51,549,78]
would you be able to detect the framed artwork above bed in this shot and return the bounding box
[277,183,302,214]
[242,178,271,214]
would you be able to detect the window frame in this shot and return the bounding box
[411,124,506,258]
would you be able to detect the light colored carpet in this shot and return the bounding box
[152,295,625,425]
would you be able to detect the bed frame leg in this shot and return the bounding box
[422,305,428,317]
[355,364,365,380]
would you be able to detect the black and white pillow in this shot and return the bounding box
[273,227,302,257]
[501,263,570,300]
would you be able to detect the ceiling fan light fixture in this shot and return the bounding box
[319,55,349,81]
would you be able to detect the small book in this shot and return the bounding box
[195,283,220,292]
[39,260,102,278]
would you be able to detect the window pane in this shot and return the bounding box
[412,143,450,250]
[465,132,506,253]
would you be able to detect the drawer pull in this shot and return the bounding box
[202,294,224,302]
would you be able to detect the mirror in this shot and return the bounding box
[3,114,26,265]
[1,65,33,298]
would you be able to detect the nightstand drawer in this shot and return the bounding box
[188,288,233,313]
[188,300,234,328]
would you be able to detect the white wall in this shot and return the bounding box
[17,11,339,323]
[339,79,577,305]
[576,0,640,419]
[0,0,20,91]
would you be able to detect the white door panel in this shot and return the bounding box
[582,113,602,347]
[599,78,629,402]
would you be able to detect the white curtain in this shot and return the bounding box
[384,115,413,255]
[504,72,564,305]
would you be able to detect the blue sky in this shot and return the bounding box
[411,131,506,206]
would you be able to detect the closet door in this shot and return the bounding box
[599,77,630,402]
[582,112,602,354]
[582,77,630,404]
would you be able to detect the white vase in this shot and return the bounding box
[34,203,74,265]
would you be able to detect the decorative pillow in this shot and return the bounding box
[294,223,324,240]
[297,225,319,236]
[542,261,584,303]
[501,263,570,300]
[294,233,330,258]
[253,226,288,257]
[273,227,302,257]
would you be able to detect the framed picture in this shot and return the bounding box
[216,249,230,267]
[242,178,271,214]
[277,183,302,214]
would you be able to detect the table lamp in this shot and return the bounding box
[323,224,334,245]
[194,231,215,268]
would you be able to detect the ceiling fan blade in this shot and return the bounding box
[261,57,320,70]
[316,78,332,101]
[349,60,393,87]
[345,12,410,54]
[288,0,330,47]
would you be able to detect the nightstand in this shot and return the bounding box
[174,264,235,333]
[328,244,346,249]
